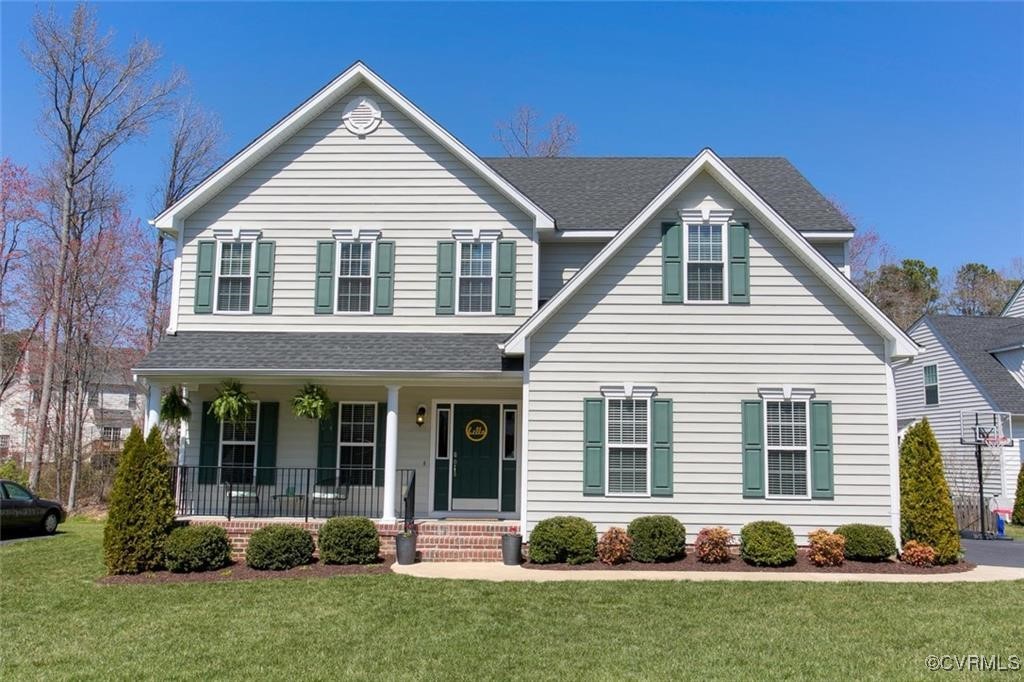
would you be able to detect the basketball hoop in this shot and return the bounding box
[983,435,1010,448]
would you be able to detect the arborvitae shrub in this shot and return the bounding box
[246,525,315,570]
[596,527,632,565]
[318,517,380,565]
[834,524,897,561]
[740,521,796,566]
[627,516,686,563]
[899,419,960,564]
[164,525,232,572]
[103,426,176,574]
[528,516,597,565]
[1012,466,1024,527]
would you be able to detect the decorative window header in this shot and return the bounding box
[212,227,262,242]
[679,195,734,224]
[757,386,816,401]
[332,228,381,242]
[342,96,382,136]
[451,227,503,242]
[600,383,658,400]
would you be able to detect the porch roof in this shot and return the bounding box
[135,331,521,377]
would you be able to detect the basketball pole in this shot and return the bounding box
[974,437,987,539]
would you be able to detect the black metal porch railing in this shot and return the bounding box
[170,466,416,523]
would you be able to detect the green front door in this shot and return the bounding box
[452,404,500,502]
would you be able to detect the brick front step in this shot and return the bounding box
[418,548,505,562]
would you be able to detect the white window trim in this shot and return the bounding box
[336,402,378,484]
[334,239,377,315]
[682,222,729,304]
[455,238,497,316]
[604,395,652,498]
[213,239,257,315]
[762,397,811,500]
[218,401,261,483]
[923,364,940,406]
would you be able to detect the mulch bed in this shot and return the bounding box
[523,549,974,574]
[98,558,394,585]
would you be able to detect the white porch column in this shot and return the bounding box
[145,381,162,434]
[381,385,400,522]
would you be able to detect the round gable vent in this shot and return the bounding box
[342,96,382,136]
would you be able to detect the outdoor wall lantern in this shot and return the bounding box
[415,405,427,426]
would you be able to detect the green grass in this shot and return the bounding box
[2,519,1022,681]
[1006,523,1024,541]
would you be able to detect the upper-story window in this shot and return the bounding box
[337,241,375,313]
[923,364,939,405]
[216,241,254,313]
[458,241,495,314]
[685,223,726,302]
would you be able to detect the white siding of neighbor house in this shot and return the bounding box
[181,383,523,518]
[995,348,1024,389]
[538,241,606,301]
[175,84,535,333]
[1003,286,1024,318]
[525,172,893,542]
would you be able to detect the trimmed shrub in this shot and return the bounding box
[103,426,177,575]
[318,517,380,565]
[694,527,733,564]
[0,459,29,487]
[627,516,686,563]
[596,527,632,565]
[1012,466,1024,526]
[528,516,597,565]
[164,525,232,573]
[835,524,897,561]
[807,529,845,567]
[899,419,961,564]
[901,540,937,567]
[740,521,796,566]
[245,525,315,570]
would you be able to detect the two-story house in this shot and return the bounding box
[136,63,918,558]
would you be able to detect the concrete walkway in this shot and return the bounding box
[393,562,1024,583]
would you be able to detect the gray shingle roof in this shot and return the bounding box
[483,157,854,232]
[135,332,518,374]
[927,315,1024,415]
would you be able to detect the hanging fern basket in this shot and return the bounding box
[291,384,330,420]
[159,385,193,423]
[209,380,255,425]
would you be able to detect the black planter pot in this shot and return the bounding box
[502,533,523,566]
[395,533,417,565]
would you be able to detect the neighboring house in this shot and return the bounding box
[135,62,918,555]
[894,298,1024,504]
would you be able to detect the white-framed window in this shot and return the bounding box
[764,399,810,498]
[215,241,255,313]
[337,402,377,485]
[923,364,939,406]
[457,241,495,314]
[606,397,650,496]
[219,403,260,484]
[100,426,122,447]
[336,241,375,313]
[684,223,727,302]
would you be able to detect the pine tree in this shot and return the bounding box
[899,419,961,564]
[1012,466,1024,527]
[103,426,177,574]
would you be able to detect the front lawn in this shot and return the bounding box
[2,519,1022,680]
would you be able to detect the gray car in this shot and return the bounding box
[0,479,66,536]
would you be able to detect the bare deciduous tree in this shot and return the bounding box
[24,3,181,489]
[495,105,578,157]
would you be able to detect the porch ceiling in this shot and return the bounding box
[134,331,522,379]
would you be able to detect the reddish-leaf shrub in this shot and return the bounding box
[596,527,632,565]
[807,529,845,567]
[694,526,733,564]
[901,540,937,567]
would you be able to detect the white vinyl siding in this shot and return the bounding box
[1003,286,1024,317]
[177,85,534,332]
[812,242,848,273]
[526,171,893,542]
[538,241,606,302]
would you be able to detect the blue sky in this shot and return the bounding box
[2,2,1022,276]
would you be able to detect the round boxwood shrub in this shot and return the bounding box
[528,516,596,565]
[245,525,315,570]
[318,517,380,565]
[740,521,797,566]
[834,523,896,562]
[164,525,232,573]
[627,516,686,563]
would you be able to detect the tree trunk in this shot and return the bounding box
[146,231,165,351]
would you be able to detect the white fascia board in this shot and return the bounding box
[543,229,619,242]
[502,148,919,360]
[154,62,554,231]
[801,231,855,242]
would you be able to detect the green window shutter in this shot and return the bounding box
[728,222,750,304]
[435,241,455,315]
[741,400,765,498]
[374,402,387,487]
[374,241,395,315]
[253,241,276,314]
[583,398,605,495]
[256,402,279,485]
[651,398,674,496]
[198,401,219,484]
[316,402,339,485]
[496,240,517,316]
[314,240,336,314]
[810,400,834,500]
[194,241,216,314]
[662,222,684,303]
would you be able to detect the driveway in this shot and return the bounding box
[962,538,1024,567]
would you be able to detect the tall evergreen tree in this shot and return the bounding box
[1012,466,1024,527]
[899,419,960,564]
